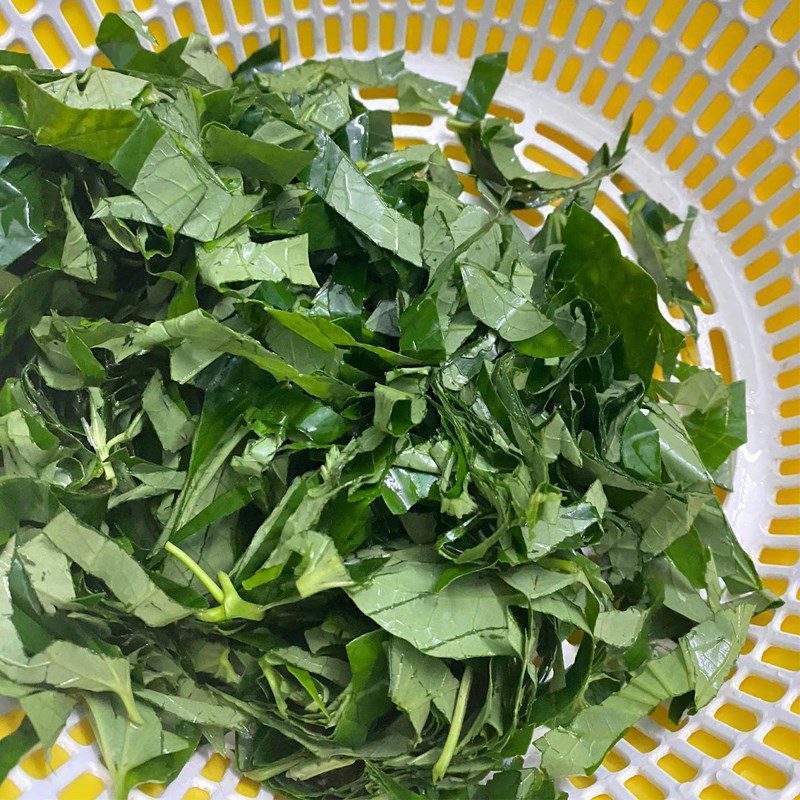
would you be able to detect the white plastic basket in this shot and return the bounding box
[0,1,797,799]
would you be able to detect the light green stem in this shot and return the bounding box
[163,541,224,603]
[432,663,473,783]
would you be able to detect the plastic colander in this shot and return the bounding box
[0,0,797,798]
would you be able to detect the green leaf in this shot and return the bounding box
[12,71,142,163]
[132,133,257,242]
[20,690,75,752]
[621,409,661,481]
[43,510,193,626]
[346,548,523,659]
[0,161,50,268]
[141,370,195,453]
[537,649,692,778]
[397,72,454,114]
[202,122,315,185]
[553,205,661,383]
[85,694,189,800]
[334,630,391,747]
[387,637,458,739]
[132,309,350,401]
[455,52,508,123]
[680,604,754,708]
[26,641,139,724]
[461,264,554,342]
[197,230,317,288]
[306,133,422,266]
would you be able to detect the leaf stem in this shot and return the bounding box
[432,663,473,783]
[163,541,224,603]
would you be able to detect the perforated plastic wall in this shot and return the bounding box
[0,1,797,799]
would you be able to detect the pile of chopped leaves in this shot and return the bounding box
[0,13,777,800]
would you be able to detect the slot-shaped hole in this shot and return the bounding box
[760,546,799,565]
[731,225,765,256]
[740,674,787,702]
[644,117,676,151]
[61,0,94,48]
[624,774,665,800]
[507,34,531,72]
[352,12,368,51]
[624,726,657,752]
[705,21,747,71]
[602,748,628,772]
[33,17,71,68]
[392,112,433,127]
[297,18,314,58]
[521,0,545,27]
[699,786,743,800]
[233,0,253,25]
[687,728,732,758]
[650,704,686,731]
[762,645,800,670]
[557,56,582,92]
[201,0,225,35]
[201,753,229,781]
[654,0,687,31]
[532,46,556,82]
[763,725,800,758]
[708,329,732,383]
[549,0,576,39]
[324,15,341,54]
[702,176,735,209]
[767,306,800,335]
[666,135,696,170]
[769,517,800,535]
[603,84,631,120]
[20,744,70,778]
[756,277,793,307]
[772,336,800,361]
[626,35,658,79]
[729,44,773,93]
[777,368,800,389]
[651,53,684,95]
[680,1,719,50]
[405,9,423,48]
[781,615,800,635]
[602,20,631,64]
[575,7,604,50]
[737,138,776,178]
[770,192,800,229]
[755,67,798,116]
[173,4,196,36]
[59,774,106,800]
[684,155,717,190]
[744,250,780,281]
[431,16,450,54]
[216,42,235,71]
[779,429,800,447]
[674,73,709,114]
[775,102,799,140]
[379,13,395,51]
[733,755,788,790]
[717,199,752,232]
[580,67,607,105]
[658,753,697,783]
[715,703,757,731]
[697,93,733,133]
